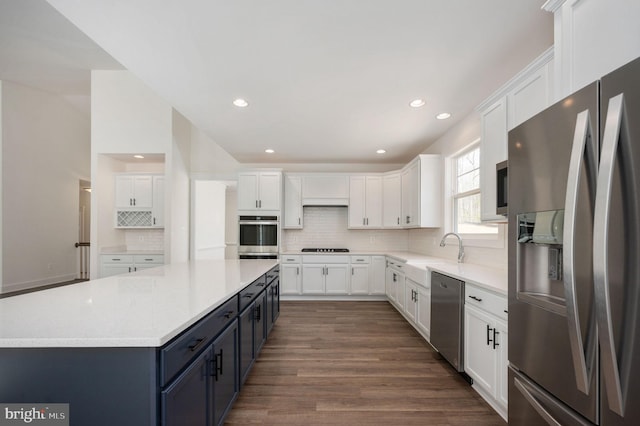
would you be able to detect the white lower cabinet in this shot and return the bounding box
[385,259,405,307]
[404,279,418,323]
[100,254,164,278]
[370,256,386,295]
[301,255,350,295]
[415,284,431,340]
[281,255,302,295]
[398,266,431,342]
[463,283,508,419]
[350,260,370,295]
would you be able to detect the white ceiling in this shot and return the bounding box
[2,1,553,164]
[0,0,122,114]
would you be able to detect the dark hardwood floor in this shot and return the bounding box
[225,301,506,425]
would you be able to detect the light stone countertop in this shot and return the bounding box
[281,250,507,295]
[0,259,277,348]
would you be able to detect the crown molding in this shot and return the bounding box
[476,46,554,112]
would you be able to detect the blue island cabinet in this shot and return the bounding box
[161,320,238,426]
[0,265,279,426]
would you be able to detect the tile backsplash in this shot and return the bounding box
[282,207,409,251]
[124,229,165,251]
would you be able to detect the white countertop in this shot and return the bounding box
[0,259,277,348]
[282,250,507,295]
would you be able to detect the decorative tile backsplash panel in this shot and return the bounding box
[282,207,409,252]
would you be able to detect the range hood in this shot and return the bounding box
[302,197,349,207]
[301,174,350,207]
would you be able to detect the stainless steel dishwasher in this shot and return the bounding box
[430,271,464,372]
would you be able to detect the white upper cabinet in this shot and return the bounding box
[283,174,303,229]
[400,155,442,229]
[348,175,382,228]
[479,97,508,222]
[546,0,640,98]
[152,176,165,227]
[507,60,553,130]
[237,171,282,213]
[115,175,153,209]
[114,174,164,228]
[477,48,553,222]
[382,172,402,228]
[401,162,418,227]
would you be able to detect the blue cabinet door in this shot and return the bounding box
[161,347,212,426]
[254,292,267,354]
[212,320,239,426]
[239,302,255,385]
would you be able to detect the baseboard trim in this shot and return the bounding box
[1,273,77,294]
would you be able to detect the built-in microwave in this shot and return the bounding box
[238,215,279,258]
[496,160,508,216]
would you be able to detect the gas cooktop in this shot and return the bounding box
[301,248,350,253]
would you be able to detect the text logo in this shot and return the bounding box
[0,404,68,426]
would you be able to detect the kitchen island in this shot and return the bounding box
[0,259,279,426]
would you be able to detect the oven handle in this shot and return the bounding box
[239,221,279,225]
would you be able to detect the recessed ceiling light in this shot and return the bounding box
[265,149,275,154]
[376,149,386,154]
[436,112,452,120]
[233,98,249,107]
[409,99,425,108]
[133,155,144,159]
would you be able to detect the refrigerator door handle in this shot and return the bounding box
[514,376,563,426]
[594,93,626,416]
[562,109,597,395]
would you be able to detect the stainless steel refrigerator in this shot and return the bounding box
[508,55,640,425]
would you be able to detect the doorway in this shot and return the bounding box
[78,180,91,279]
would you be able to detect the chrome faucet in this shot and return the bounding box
[439,232,465,263]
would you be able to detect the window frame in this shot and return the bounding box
[444,139,505,248]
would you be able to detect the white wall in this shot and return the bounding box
[91,70,193,275]
[409,113,508,270]
[224,186,238,259]
[191,180,226,260]
[169,110,191,263]
[190,126,240,180]
[1,81,90,292]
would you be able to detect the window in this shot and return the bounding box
[452,144,498,235]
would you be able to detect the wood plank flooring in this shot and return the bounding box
[225,301,506,425]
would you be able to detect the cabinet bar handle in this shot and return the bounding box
[298,217,301,225]
[469,295,483,302]
[487,325,494,346]
[493,329,500,349]
[397,217,400,225]
[243,293,254,298]
[223,310,235,319]
[217,349,223,377]
[188,338,205,352]
[296,267,299,275]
